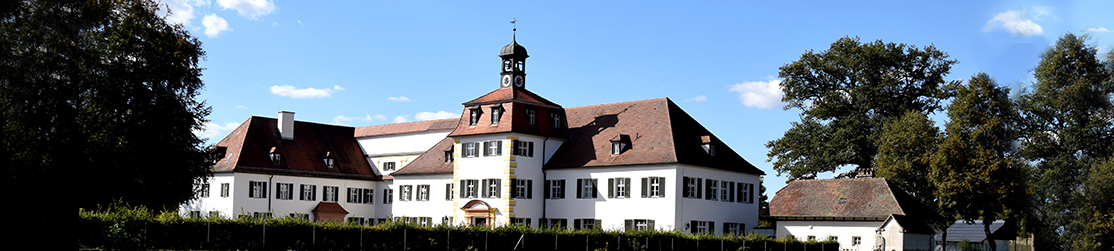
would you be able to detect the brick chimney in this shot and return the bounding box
[278,111,295,140]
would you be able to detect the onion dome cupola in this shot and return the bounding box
[498,33,529,89]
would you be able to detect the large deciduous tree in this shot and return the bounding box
[875,110,940,206]
[0,0,213,238]
[1016,33,1114,250]
[931,73,1028,251]
[767,37,958,180]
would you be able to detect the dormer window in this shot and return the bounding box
[703,144,716,156]
[612,142,627,155]
[211,146,227,164]
[700,135,715,156]
[322,151,336,168]
[490,105,503,124]
[269,147,281,165]
[445,150,454,162]
[611,134,631,155]
[551,112,562,129]
[469,106,481,126]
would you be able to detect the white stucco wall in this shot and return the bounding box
[778,220,882,251]
[543,165,677,231]
[676,165,762,234]
[181,173,378,221]
[357,131,450,157]
[387,174,454,225]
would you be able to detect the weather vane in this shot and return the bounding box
[511,18,517,39]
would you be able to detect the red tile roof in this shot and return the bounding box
[544,98,764,174]
[211,116,378,180]
[391,137,455,176]
[770,178,938,220]
[312,202,349,214]
[462,87,561,107]
[402,97,764,175]
[354,119,457,138]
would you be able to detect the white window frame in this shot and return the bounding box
[400,185,413,201]
[382,161,396,171]
[249,181,267,199]
[323,186,338,202]
[220,183,230,198]
[720,181,731,201]
[301,184,316,201]
[707,179,719,201]
[277,183,293,200]
[418,184,430,201]
[463,142,477,158]
[649,177,663,198]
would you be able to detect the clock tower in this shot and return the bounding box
[498,32,528,89]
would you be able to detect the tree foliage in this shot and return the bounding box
[1016,33,1114,250]
[875,110,940,209]
[767,37,958,180]
[1,0,212,219]
[931,73,1028,251]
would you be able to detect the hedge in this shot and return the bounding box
[79,206,837,251]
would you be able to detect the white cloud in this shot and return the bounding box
[689,95,707,102]
[393,115,410,123]
[202,14,231,38]
[270,85,345,98]
[729,78,784,109]
[297,20,304,26]
[194,121,240,139]
[235,105,249,110]
[388,96,414,102]
[333,115,354,125]
[1087,27,1110,33]
[415,111,459,121]
[363,114,385,121]
[158,0,209,25]
[216,0,276,20]
[984,10,1044,37]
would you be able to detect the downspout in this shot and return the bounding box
[541,136,548,223]
[268,174,274,215]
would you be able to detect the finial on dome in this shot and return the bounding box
[511,18,517,41]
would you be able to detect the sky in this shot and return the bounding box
[162,0,1114,195]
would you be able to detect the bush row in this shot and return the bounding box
[79,206,837,251]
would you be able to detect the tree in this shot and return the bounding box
[875,110,940,206]
[767,37,958,180]
[1081,157,1114,250]
[1016,33,1114,250]
[930,73,1028,251]
[0,0,213,238]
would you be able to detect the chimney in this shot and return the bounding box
[278,111,295,140]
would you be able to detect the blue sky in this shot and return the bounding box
[164,0,1114,194]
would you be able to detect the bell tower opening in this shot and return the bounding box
[498,20,528,89]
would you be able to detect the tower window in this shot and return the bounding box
[503,60,512,71]
[551,113,562,129]
[515,60,524,71]
[526,108,536,125]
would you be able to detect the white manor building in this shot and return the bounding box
[181,38,766,235]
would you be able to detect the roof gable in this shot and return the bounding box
[462,87,561,107]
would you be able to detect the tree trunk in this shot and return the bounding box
[983,216,997,251]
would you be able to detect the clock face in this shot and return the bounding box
[514,75,524,87]
[501,75,512,87]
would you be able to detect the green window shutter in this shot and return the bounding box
[641,177,649,198]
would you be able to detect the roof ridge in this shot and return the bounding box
[355,118,457,129]
[565,97,669,111]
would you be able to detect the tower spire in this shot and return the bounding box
[511,18,517,41]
